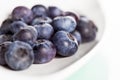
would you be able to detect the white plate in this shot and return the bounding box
[0,0,105,79]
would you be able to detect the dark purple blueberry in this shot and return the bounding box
[34,23,54,39]
[89,20,98,32]
[5,41,34,70]
[24,26,38,36]
[10,21,27,33]
[32,17,52,26]
[12,6,33,24]
[52,16,77,32]
[33,39,56,64]
[0,34,12,44]
[71,30,82,45]
[0,41,12,65]
[77,16,98,43]
[80,16,98,32]
[63,11,80,22]
[32,5,48,17]
[48,6,63,19]
[0,19,13,34]
[52,31,78,57]
[13,26,37,44]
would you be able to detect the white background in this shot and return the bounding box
[98,0,120,80]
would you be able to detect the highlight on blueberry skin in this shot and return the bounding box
[63,11,80,22]
[52,31,78,57]
[32,17,52,26]
[33,39,56,64]
[34,23,54,40]
[5,41,34,70]
[52,16,77,32]
[22,26,38,39]
[32,5,48,18]
[13,26,38,44]
[77,16,98,43]
[10,21,28,34]
[12,6,33,24]
[0,41,12,66]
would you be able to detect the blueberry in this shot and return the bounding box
[52,16,77,32]
[24,26,38,36]
[0,19,13,34]
[13,26,37,44]
[77,16,98,43]
[52,31,78,57]
[5,41,34,70]
[32,5,48,17]
[63,11,80,22]
[33,39,56,64]
[0,41,12,65]
[0,34,12,44]
[71,30,82,45]
[80,16,98,32]
[34,23,54,39]
[12,6,33,24]
[48,6,63,19]
[89,20,98,32]
[32,17,52,26]
[10,21,27,33]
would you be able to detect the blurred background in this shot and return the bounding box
[67,0,120,80]
[67,53,108,80]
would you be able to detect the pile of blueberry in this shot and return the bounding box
[0,4,98,71]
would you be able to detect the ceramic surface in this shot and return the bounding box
[0,0,105,77]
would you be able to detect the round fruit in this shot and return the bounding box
[12,6,33,24]
[77,16,98,42]
[34,23,54,39]
[33,39,56,64]
[52,31,78,57]
[5,41,34,70]
[32,5,48,17]
[52,16,77,32]
[48,6,63,19]
[10,21,27,33]
[0,19,13,34]
[13,26,37,44]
